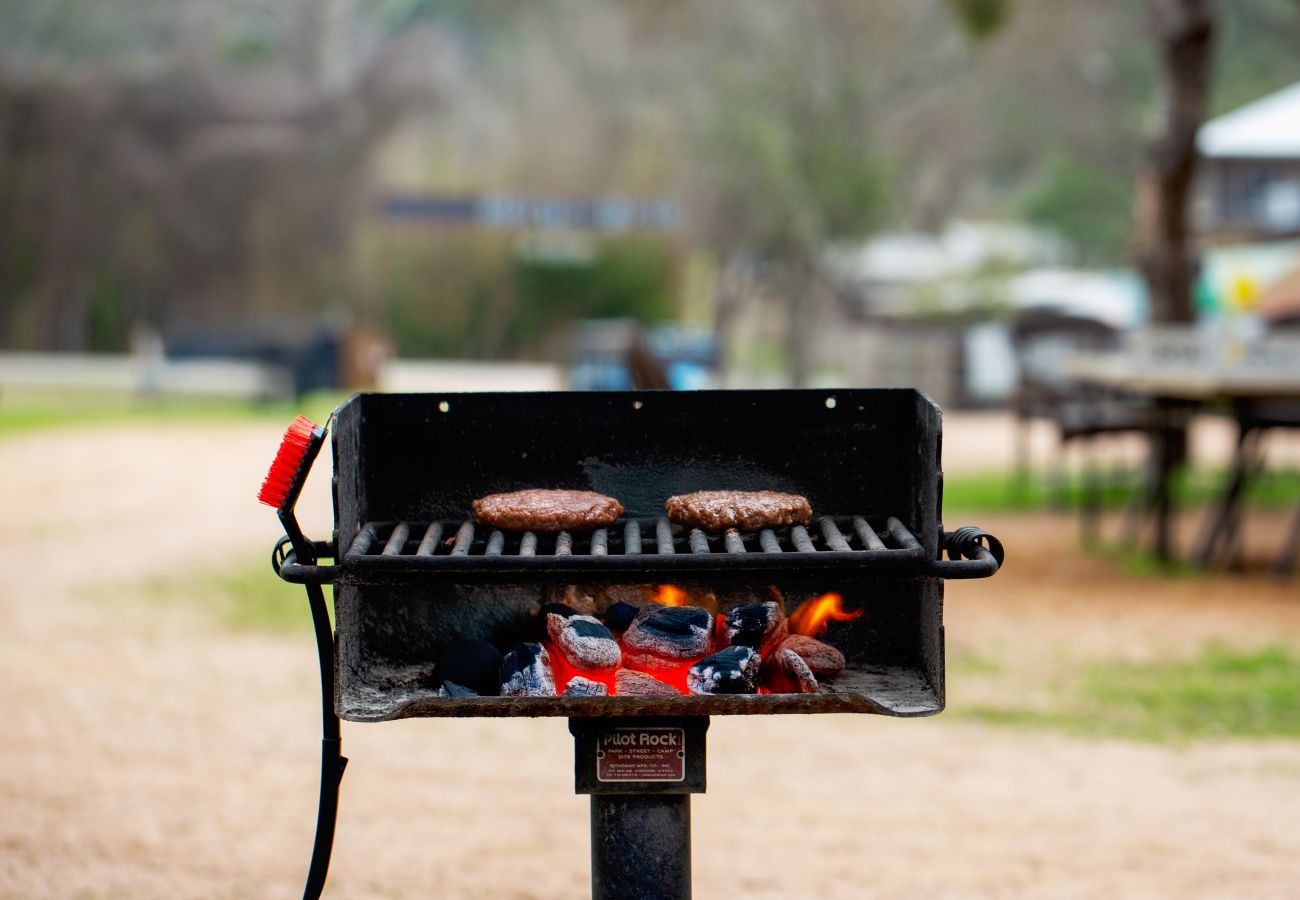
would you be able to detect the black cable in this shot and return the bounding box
[301,579,346,900]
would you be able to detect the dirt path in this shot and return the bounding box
[2,423,1299,898]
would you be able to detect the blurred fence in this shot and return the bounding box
[0,353,563,400]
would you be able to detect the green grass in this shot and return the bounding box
[0,388,349,437]
[957,643,1300,742]
[943,468,1300,516]
[145,556,328,635]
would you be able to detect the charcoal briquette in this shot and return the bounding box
[614,668,680,698]
[622,605,714,670]
[781,634,846,677]
[563,676,609,697]
[687,645,760,695]
[500,642,556,697]
[435,639,502,697]
[547,613,621,671]
[722,600,788,652]
[760,647,818,694]
[602,601,640,632]
[436,680,479,698]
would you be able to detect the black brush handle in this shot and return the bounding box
[271,425,347,900]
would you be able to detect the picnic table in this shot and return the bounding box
[1065,326,1300,570]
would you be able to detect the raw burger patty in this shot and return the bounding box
[665,490,812,532]
[472,489,623,532]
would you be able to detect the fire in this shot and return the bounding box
[653,584,688,606]
[787,592,862,637]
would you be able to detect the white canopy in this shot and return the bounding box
[1199,81,1300,160]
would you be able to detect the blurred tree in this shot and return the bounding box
[0,0,446,350]
[945,0,1010,40]
[683,3,889,386]
[1024,157,1133,264]
[1134,0,1214,324]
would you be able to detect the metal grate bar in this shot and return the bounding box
[790,524,815,553]
[656,517,676,555]
[819,517,851,552]
[349,523,378,557]
[688,529,710,554]
[341,514,932,577]
[416,522,444,556]
[724,528,746,554]
[450,521,475,556]
[382,522,410,556]
[852,516,885,551]
[886,517,922,551]
[624,520,641,555]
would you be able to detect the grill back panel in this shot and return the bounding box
[331,389,945,720]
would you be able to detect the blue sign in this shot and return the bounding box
[379,194,679,234]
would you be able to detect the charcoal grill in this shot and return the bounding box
[270,389,1004,898]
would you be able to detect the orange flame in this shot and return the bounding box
[787,592,862,637]
[653,584,687,606]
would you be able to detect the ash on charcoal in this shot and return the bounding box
[500,642,556,697]
[614,668,680,698]
[547,613,621,671]
[687,646,760,695]
[563,676,609,697]
[436,680,479,698]
[760,648,818,694]
[602,601,640,632]
[623,605,714,670]
[781,634,846,677]
[541,602,578,619]
[435,639,502,697]
[722,601,788,652]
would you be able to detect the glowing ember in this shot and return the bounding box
[653,584,688,606]
[787,592,862,637]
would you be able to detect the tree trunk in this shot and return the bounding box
[1134,0,1215,324]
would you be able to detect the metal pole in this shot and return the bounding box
[590,794,691,900]
[570,717,708,900]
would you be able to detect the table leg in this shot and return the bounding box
[1150,400,1187,564]
[1195,426,1262,568]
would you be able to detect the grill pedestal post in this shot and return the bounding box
[590,794,691,900]
[570,717,709,900]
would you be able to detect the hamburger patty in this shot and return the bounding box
[472,489,623,532]
[665,490,812,532]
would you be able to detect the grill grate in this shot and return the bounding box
[330,515,928,583]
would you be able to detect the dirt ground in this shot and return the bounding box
[2,418,1299,899]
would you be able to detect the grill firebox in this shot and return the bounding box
[275,388,1001,720]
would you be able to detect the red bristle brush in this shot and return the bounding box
[259,415,326,512]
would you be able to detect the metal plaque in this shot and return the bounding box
[596,727,686,783]
[570,717,708,794]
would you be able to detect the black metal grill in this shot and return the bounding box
[333,514,924,579]
[269,389,1006,723]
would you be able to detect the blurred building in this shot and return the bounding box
[820,221,1143,408]
[1197,81,1300,241]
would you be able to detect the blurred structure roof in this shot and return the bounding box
[1199,81,1300,159]
[1006,269,1146,330]
[830,220,1068,286]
